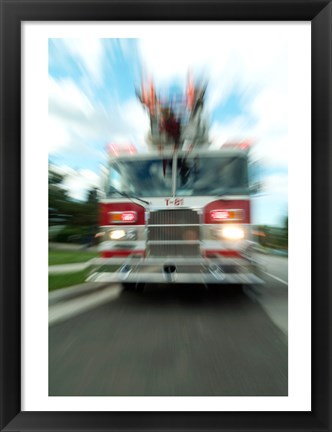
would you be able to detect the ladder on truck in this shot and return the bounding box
[137,78,209,152]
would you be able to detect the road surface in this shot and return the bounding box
[49,254,288,396]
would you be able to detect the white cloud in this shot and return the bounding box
[48,116,71,154]
[263,172,288,197]
[250,89,288,136]
[49,26,290,183]
[138,24,287,107]
[49,74,149,159]
[48,76,98,157]
[209,86,289,166]
[252,135,289,168]
[50,27,289,147]
[49,76,94,121]
[137,24,289,171]
[53,165,101,201]
[116,99,150,149]
[209,116,250,149]
[62,38,105,85]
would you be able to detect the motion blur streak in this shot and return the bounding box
[49,253,288,397]
[49,285,121,325]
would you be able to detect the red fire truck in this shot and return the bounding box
[87,79,263,290]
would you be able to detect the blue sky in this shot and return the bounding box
[48,30,289,226]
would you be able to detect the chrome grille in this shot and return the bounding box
[149,209,200,225]
[147,209,201,257]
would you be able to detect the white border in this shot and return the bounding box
[22,22,311,411]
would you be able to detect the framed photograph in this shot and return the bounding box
[1,1,331,431]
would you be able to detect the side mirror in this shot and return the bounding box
[250,182,262,195]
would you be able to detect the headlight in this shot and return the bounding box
[221,225,245,240]
[109,229,126,240]
[109,229,137,240]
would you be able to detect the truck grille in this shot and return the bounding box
[147,209,201,257]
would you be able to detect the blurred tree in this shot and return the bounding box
[49,164,100,243]
[284,216,288,235]
[49,164,70,225]
[87,187,98,203]
[48,166,65,185]
[282,215,288,249]
[84,187,99,228]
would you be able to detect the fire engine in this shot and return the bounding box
[87,78,263,291]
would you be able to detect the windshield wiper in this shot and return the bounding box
[109,187,150,206]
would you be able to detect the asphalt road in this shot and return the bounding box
[49,254,288,397]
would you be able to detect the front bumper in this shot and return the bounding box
[86,256,264,285]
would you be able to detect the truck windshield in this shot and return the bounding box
[176,155,249,196]
[107,154,249,198]
[108,158,173,198]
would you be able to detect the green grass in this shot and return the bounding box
[48,265,120,292]
[49,250,98,266]
[48,269,91,292]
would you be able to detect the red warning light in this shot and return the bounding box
[107,142,137,156]
[109,211,137,224]
[210,210,231,221]
[209,209,244,222]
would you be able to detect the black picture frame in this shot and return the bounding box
[1,1,331,431]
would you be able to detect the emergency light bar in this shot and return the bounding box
[107,142,137,156]
[221,140,252,151]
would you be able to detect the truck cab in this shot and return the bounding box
[87,146,263,289]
